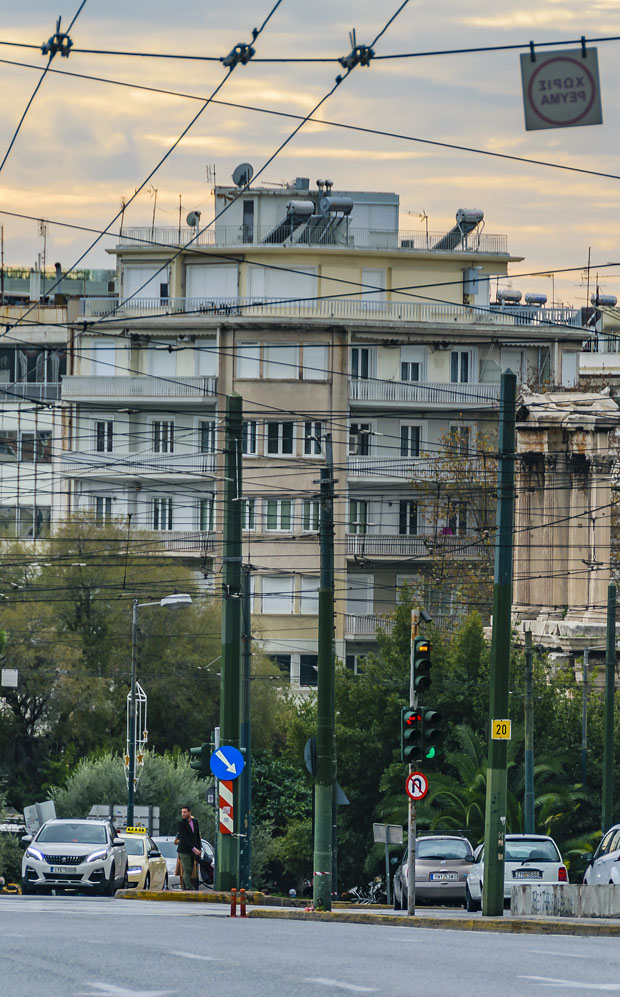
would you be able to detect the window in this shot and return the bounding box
[264,344,298,379]
[304,421,322,455]
[349,422,372,456]
[450,350,471,383]
[302,499,320,532]
[400,424,420,458]
[199,497,213,531]
[265,499,293,532]
[447,501,467,536]
[242,200,254,243]
[269,654,291,679]
[186,264,238,299]
[300,654,318,687]
[401,361,420,381]
[0,506,16,535]
[347,574,374,614]
[399,500,418,535]
[248,265,317,302]
[236,343,260,379]
[0,506,50,538]
[361,268,386,304]
[242,420,257,456]
[199,420,215,453]
[95,420,113,453]
[300,576,320,614]
[349,499,368,535]
[243,498,256,531]
[152,421,174,453]
[0,431,17,461]
[194,341,218,376]
[123,265,169,301]
[149,341,175,377]
[91,339,116,376]
[302,344,328,380]
[449,425,472,456]
[95,496,112,524]
[351,347,373,379]
[266,421,294,456]
[153,498,173,530]
[261,575,294,614]
[20,431,52,462]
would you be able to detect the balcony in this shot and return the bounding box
[344,613,396,638]
[0,382,61,401]
[142,530,216,553]
[61,375,216,403]
[346,533,488,558]
[348,455,485,481]
[58,451,216,478]
[349,379,500,407]
[116,225,509,255]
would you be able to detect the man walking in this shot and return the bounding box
[176,804,201,891]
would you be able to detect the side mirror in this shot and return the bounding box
[20,834,33,849]
[113,837,125,846]
[464,855,475,863]
[148,849,161,858]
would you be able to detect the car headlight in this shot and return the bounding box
[128,866,142,874]
[86,848,110,863]
[26,846,44,862]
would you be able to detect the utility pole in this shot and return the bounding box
[523,629,534,834]
[239,562,253,890]
[127,598,139,828]
[313,434,335,911]
[218,394,243,891]
[581,647,589,787]
[602,584,616,832]
[483,369,517,917]
[407,609,420,916]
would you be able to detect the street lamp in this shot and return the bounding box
[127,593,193,827]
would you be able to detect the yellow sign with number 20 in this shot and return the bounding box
[491,719,512,740]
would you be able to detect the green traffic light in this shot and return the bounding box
[425,747,436,759]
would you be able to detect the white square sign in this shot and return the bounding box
[520,48,603,131]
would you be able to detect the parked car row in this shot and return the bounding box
[20,818,214,895]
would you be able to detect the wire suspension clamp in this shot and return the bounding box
[222,29,258,68]
[339,28,374,74]
[41,16,73,59]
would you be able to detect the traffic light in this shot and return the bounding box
[400,707,422,763]
[413,637,432,694]
[189,742,210,777]
[421,707,442,762]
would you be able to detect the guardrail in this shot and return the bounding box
[349,379,500,406]
[344,613,396,637]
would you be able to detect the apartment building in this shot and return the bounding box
[60,177,586,686]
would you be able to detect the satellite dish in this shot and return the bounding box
[232,162,254,187]
[186,211,201,228]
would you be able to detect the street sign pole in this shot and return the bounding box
[407,609,420,916]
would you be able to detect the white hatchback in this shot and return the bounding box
[21,818,128,895]
[465,833,567,911]
[583,824,620,885]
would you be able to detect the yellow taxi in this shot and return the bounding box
[121,827,168,891]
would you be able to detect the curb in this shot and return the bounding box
[115,889,308,908]
[245,907,620,937]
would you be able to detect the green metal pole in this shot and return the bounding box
[523,629,535,834]
[218,394,243,891]
[483,369,516,917]
[602,584,616,832]
[581,648,589,788]
[127,598,138,828]
[239,563,252,890]
[313,435,334,911]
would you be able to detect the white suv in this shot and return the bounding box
[466,833,567,910]
[21,819,128,895]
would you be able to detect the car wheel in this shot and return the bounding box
[144,872,150,891]
[465,884,481,913]
[163,873,169,891]
[102,864,116,897]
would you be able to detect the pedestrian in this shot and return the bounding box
[176,804,201,891]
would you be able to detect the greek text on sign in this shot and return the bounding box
[520,48,602,131]
[405,771,429,801]
[491,719,512,740]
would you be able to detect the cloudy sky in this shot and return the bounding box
[1,0,620,305]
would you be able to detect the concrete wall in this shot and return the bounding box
[512,883,620,918]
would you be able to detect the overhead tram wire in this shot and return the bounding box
[0,1,89,176]
[3,0,286,337]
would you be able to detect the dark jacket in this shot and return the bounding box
[176,815,201,855]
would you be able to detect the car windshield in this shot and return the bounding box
[417,839,472,860]
[155,841,177,859]
[122,838,145,856]
[505,839,559,863]
[37,823,107,845]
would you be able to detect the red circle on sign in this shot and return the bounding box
[405,771,428,801]
[527,56,596,126]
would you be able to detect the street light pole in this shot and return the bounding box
[127,598,139,828]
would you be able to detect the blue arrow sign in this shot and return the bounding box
[210,745,245,781]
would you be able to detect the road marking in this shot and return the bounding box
[305,979,378,993]
[169,951,218,961]
[526,950,590,960]
[74,985,176,996]
[520,977,620,990]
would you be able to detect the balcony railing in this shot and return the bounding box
[61,375,216,401]
[346,533,487,558]
[79,295,582,328]
[0,382,61,401]
[349,379,500,406]
[344,613,396,637]
[143,530,216,553]
[348,455,485,481]
[116,225,509,255]
[58,451,217,476]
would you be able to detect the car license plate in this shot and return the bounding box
[51,866,78,874]
[429,872,458,881]
[513,869,543,879]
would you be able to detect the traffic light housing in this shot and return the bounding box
[421,707,442,762]
[189,742,210,777]
[401,707,422,763]
[413,637,432,694]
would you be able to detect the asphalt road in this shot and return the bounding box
[3,895,620,995]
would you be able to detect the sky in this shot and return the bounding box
[1,0,620,307]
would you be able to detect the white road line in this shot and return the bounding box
[169,951,218,961]
[520,976,620,990]
[74,984,176,996]
[526,950,590,960]
[305,978,378,993]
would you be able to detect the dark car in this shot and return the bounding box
[393,834,475,908]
